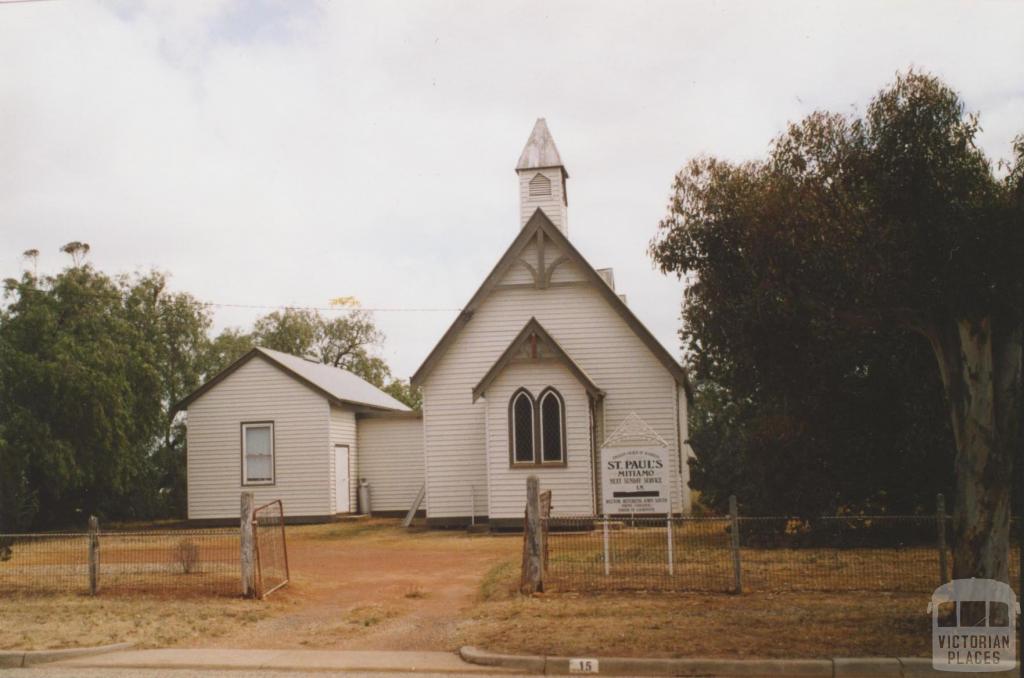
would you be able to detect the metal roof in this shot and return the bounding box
[516,118,567,173]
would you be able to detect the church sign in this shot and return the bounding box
[600,446,669,514]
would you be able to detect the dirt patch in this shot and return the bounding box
[189,519,520,652]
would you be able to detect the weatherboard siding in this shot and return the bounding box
[329,405,358,513]
[519,167,567,232]
[421,238,684,520]
[485,362,594,518]
[186,357,331,520]
[357,417,425,513]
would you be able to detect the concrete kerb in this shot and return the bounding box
[463,647,837,677]
[0,642,134,668]
[463,647,1023,677]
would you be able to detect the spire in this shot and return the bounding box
[516,119,569,234]
[516,118,568,175]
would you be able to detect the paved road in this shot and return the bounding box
[0,670,530,678]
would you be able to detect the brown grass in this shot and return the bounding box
[457,558,931,658]
[0,593,271,651]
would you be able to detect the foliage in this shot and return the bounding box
[651,70,1023,577]
[175,538,200,574]
[0,246,418,530]
[245,307,420,408]
[0,260,211,529]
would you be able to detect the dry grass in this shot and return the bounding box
[457,558,932,658]
[0,593,271,651]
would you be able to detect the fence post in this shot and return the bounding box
[241,492,256,598]
[520,476,543,594]
[87,515,99,596]
[936,493,948,585]
[729,495,742,594]
[667,513,674,576]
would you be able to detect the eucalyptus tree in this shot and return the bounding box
[651,71,1023,580]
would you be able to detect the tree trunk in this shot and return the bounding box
[923,316,1021,582]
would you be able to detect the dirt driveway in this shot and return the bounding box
[193,520,519,652]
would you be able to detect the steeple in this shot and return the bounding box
[516,118,568,235]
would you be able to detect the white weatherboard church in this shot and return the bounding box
[411,119,693,527]
[179,119,692,526]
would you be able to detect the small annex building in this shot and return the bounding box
[175,347,422,522]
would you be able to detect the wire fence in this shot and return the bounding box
[253,500,289,598]
[0,528,240,597]
[542,514,1021,594]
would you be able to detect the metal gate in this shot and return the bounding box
[253,500,290,598]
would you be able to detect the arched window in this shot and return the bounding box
[539,388,565,463]
[510,389,535,464]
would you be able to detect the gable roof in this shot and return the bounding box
[472,317,603,403]
[174,347,412,414]
[516,118,567,176]
[411,208,691,396]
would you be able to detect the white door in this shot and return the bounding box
[334,445,350,513]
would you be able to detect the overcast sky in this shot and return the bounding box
[2,1,1022,378]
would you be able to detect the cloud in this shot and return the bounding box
[1,0,1021,377]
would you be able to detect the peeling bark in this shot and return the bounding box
[921,316,1020,582]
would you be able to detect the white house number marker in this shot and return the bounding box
[569,658,599,673]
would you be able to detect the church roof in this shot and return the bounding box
[410,208,690,397]
[472,317,604,403]
[516,118,567,175]
[174,347,411,414]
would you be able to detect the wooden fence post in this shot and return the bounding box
[936,493,948,585]
[241,492,256,598]
[520,476,543,594]
[729,495,742,594]
[87,515,99,596]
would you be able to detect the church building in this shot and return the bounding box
[178,119,691,526]
[411,119,692,527]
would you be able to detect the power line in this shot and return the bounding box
[3,284,462,314]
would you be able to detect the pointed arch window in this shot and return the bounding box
[539,388,565,463]
[511,389,535,464]
[508,386,567,467]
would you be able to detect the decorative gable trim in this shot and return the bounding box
[472,317,603,403]
[602,411,671,448]
[410,208,690,395]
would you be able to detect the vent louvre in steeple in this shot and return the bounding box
[529,173,552,198]
[516,119,569,235]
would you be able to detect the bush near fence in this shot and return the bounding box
[0,528,240,597]
[542,514,1021,594]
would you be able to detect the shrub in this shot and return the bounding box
[175,539,200,574]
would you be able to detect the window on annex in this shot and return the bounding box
[242,422,274,485]
[511,389,535,464]
[539,388,565,463]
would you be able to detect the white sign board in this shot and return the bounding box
[600,446,670,515]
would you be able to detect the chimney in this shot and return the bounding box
[516,118,568,235]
